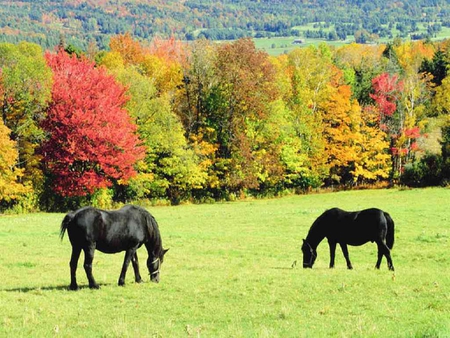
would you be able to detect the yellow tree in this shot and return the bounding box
[353,106,391,183]
[434,75,450,115]
[320,67,391,185]
[142,36,187,96]
[321,82,361,184]
[0,119,29,205]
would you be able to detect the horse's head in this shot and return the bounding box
[148,248,169,283]
[301,239,317,268]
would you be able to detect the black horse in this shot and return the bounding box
[301,208,394,271]
[60,205,168,290]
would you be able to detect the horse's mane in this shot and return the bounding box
[139,207,163,256]
[308,210,329,233]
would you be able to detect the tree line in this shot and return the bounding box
[1,35,450,212]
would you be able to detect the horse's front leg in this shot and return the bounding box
[328,240,337,268]
[118,248,137,286]
[83,243,99,289]
[339,243,353,269]
[131,252,143,283]
[69,246,82,290]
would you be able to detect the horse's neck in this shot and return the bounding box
[306,229,325,249]
[146,229,162,257]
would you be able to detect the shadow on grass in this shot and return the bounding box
[1,284,109,293]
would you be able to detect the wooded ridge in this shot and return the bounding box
[0,0,449,49]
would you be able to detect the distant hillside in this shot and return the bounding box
[0,0,449,50]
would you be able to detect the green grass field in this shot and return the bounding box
[254,25,450,56]
[1,188,449,337]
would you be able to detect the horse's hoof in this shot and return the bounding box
[89,284,100,289]
[69,284,79,291]
[135,279,144,284]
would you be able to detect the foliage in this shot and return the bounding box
[401,153,444,187]
[0,42,52,194]
[207,38,279,192]
[279,46,332,187]
[0,119,30,207]
[353,107,391,183]
[334,43,385,105]
[41,49,144,197]
[103,36,206,205]
[321,83,361,184]
[1,0,449,50]
[1,36,450,209]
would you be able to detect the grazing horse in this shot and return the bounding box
[301,208,394,271]
[60,205,168,290]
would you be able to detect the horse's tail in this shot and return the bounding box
[384,212,395,249]
[60,213,74,241]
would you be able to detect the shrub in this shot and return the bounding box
[401,153,443,187]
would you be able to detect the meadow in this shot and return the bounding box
[0,188,449,337]
[254,25,450,56]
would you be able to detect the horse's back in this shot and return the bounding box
[320,207,389,245]
[63,205,152,253]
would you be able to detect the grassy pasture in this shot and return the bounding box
[1,188,449,337]
[254,25,450,56]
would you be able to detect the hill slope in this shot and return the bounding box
[0,0,449,49]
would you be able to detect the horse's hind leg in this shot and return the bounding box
[118,248,137,286]
[83,243,99,289]
[131,252,143,283]
[386,255,395,271]
[375,246,383,269]
[339,243,353,270]
[376,242,394,271]
[69,246,82,290]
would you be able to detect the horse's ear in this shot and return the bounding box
[302,239,305,243]
[162,248,169,256]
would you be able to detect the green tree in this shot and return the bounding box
[282,45,334,186]
[0,42,52,193]
[101,46,206,204]
[205,38,279,195]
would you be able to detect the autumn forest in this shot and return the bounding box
[1,35,450,212]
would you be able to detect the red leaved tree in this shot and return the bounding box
[41,50,144,197]
[370,72,413,179]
